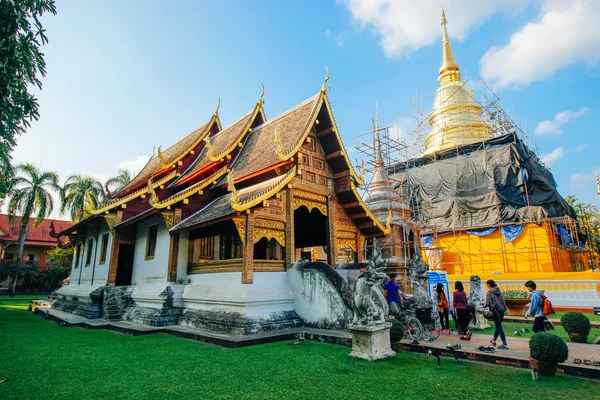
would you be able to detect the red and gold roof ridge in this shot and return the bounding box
[172,92,267,187]
[111,103,222,198]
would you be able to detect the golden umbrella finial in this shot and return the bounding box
[441,7,447,25]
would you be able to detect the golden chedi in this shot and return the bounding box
[424,10,492,155]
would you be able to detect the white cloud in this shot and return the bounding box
[534,107,590,135]
[325,29,331,39]
[117,155,150,177]
[570,172,594,189]
[572,144,587,153]
[480,0,600,89]
[541,147,564,166]
[340,0,528,57]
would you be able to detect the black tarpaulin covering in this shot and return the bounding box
[389,134,576,231]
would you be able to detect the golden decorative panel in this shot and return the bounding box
[293,198,327,216]
[232,217,246,245]
[295,190,326,203]
[253,227,285,247]
[255,219,285,230]
[337,230,356,239]
[338,238,357,252]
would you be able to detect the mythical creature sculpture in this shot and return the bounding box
[409,248,432,309]
[352,239,388,326]
[468,275,490,330]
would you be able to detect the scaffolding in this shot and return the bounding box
[352,79,597,279]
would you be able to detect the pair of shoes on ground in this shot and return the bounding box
[459,331,472,341]
[490,339,509,350]
[446,343,462,350]
[477,346,495,353]
[574,359,600,366]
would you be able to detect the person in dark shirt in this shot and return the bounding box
[383,273,401,315]
[453,281,471,339]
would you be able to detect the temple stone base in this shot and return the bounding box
[53,284,105,319]
[348,322,396,361]
[180,272,301,335]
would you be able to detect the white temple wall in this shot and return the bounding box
[131,214,170,284]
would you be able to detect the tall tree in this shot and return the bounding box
[105,168,132,195]
[7,163,60,295]
[60,174,105,222]
[565,195,600,254]
[0,0,57,200]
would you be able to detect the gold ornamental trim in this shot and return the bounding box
[253,227,285,247]
[337,230,356,239]
[255,219,285,230]
[232,217,246,245]
[338,238,357,252]
[89,170,178,215]
[294,190,326,203]
[149,166,228,209]
[292,198,327,216]
[230,167,297,212]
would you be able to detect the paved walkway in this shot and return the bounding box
[397,330,600,379]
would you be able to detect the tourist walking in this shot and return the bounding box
[434,283,450,334]
[383,273,402,315]
[453,281,471,339]
[485,280,508,349]
[524,280,546,333]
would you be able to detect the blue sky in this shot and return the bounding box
[11,0,600,218]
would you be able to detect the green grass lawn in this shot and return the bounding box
[1,304,599,400]
[0,294,51,301]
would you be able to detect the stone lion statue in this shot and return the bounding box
[352,239,388,326]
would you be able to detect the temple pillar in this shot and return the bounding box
[242,212,255,284]
[107,231,120,285]
[326,179,337,267]
[285,187,295,266]
[167,233,180,283]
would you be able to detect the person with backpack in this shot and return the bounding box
[485,280,508,349]
[453,281,471,339]
[434,283,450,334]
[524,280,546,333]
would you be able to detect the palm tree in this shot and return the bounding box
[105,168,132,195]
[60,174,105,223]
[7,163,60,295]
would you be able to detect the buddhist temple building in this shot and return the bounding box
[388,11,600,311]
[54,77,389,332]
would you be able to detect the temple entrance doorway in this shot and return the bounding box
[294,207,328,262]
[115,243,135,286]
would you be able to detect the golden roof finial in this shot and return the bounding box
[156,146,168,168]
[258,83,265,105]
[321,65,329,94]
[214,97,220,117]
[596,167,600,195]
[227,169,239,205]
[204,135,218,162]
[147,178,158,207]
[439,8,460,84]
[83,190,95,215]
